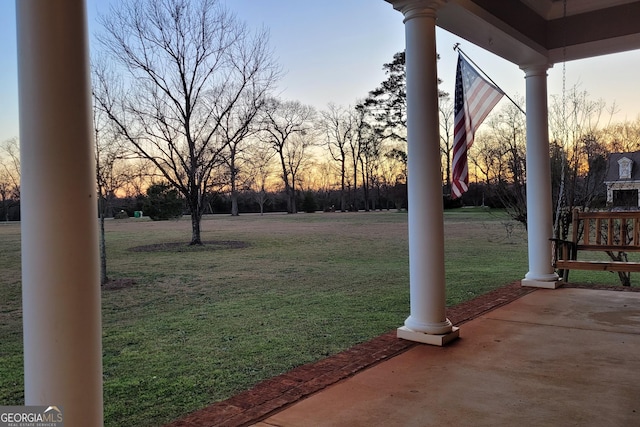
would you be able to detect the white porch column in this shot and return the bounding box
[521,65,560,289]
[16,1,103,425]
[389,0,459,346]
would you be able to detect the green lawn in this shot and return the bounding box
[0,209,622,426]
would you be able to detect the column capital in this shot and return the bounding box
[520,63,552,77]
[386,0,447,20]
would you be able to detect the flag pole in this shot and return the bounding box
[453,44,526,116]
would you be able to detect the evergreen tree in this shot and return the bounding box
[362,51,448,145]
[143,183,184,221]
[301,191,317,213]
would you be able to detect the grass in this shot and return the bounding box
[0,208,624,426]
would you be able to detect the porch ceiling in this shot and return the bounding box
[431,0,640,67]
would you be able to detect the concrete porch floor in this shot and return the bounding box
[166,284,640,427]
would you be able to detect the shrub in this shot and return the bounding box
[114,210,129,219]
[302,191,317,213]
[142,183,184,221]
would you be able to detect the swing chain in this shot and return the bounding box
[553,0,569,240]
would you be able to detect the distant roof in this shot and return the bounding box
[605,151,640,182]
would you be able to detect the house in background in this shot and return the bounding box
[605,151,640,207]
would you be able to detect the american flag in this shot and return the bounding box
[451,54,504,199]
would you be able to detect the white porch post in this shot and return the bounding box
[16,0,103,425]
[389,0,459,346]
[521,65,560,289]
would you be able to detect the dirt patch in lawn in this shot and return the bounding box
[102,278,138,291]
[128,240,249,252]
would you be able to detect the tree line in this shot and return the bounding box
[3,0,640,249]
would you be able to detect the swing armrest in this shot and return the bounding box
[550,238,577,265]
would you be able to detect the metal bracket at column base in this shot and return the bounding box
[397,326,460,346]
[521,278,561,289]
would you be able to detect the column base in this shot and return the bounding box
[397,326,460,346]
[521,278,561,289]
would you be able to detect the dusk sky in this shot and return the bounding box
[2,0,640,144]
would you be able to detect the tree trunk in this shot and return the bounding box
[289,176,298,214]
[189,193,203,245]
[283,182,292,213]
[618,271,631,287]
[2,195,8,222]
[352,157,358,211]
[231,191,239,216]
[230,155,239,216]
[190,212,202,245]
[608,251,632,286]
[99,197,108,285]
[360,161,370,212]
[339,159,346,212]
[259,184,266,216]
[289,189,297,214]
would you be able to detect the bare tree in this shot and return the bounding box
[354,102,384,211]
[353,105,376,211]
[0,138,20,221]
[245,141,275,215]
[218,45,278,217]
[346,108,366,211]
[470,99,527,224]
[598,118,640,153]
[549,85,607,218]
[94,0,279,244]
[319,104,354,212]
[261,99,315,214]
[116,158,155,199]
[439,95,455,194]
[94,98,136,285]
[469,133,508,187]
[495,102,527,224]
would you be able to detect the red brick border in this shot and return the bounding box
[164,281,638,426]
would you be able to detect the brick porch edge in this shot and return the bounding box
[164,281,639,427]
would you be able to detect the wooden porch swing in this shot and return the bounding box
[553,209,640,282]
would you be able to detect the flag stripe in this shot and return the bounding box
[451,54,504,199]
[465,82,503,133]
